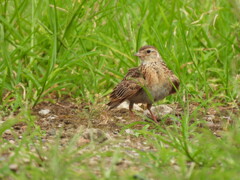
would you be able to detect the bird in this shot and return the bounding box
[107,45,180,122]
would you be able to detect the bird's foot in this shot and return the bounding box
[151,114,158,123]
[129,111,136,120]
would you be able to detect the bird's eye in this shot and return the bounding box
[147,50,151,53]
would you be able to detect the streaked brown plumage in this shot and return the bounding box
[107,45,179,122]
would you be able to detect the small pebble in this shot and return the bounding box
[113,131,119,135]
[77,137,90,146]
[47,115,57,120]
[144,104,173,118]
[9,140,15,144]
[0,157,6,161]
[206,122,215,128]
[23,158,30,163]
[82,128,108,143]
[125,129,135,135]
[48,129,56,136]
[4,129,11,135]
[206,115,215,121]
[9,164,18,172]
[38,109,50,115]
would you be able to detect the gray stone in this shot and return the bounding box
[9,164,18,172]
[82,128,108,143]
[38,109,50,115]
[144,104,173,118]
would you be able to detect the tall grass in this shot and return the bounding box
[0,0,239,109]
[0,0,239,179]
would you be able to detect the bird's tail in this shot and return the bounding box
[106,100,123,110]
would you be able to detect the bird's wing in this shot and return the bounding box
[123,67,142,80]
[107,67,145,109]
[169,75,180,94]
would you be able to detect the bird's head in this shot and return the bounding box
[134,45,161,63]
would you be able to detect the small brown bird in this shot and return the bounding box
[107,45,179,122]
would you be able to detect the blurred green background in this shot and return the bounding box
[0,0,239,110]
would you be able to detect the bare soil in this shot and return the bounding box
[2,98,239,145]
[1,98,239,176]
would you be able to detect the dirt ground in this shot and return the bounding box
[2,98,239,146]
[1,97,239,176]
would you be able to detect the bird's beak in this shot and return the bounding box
[134,52,141,57]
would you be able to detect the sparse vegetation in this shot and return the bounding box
[0,0,239,179]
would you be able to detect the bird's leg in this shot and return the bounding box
[129,102,135,119]
[147,104,158,123]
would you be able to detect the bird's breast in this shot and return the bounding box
[142,63,172,101]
